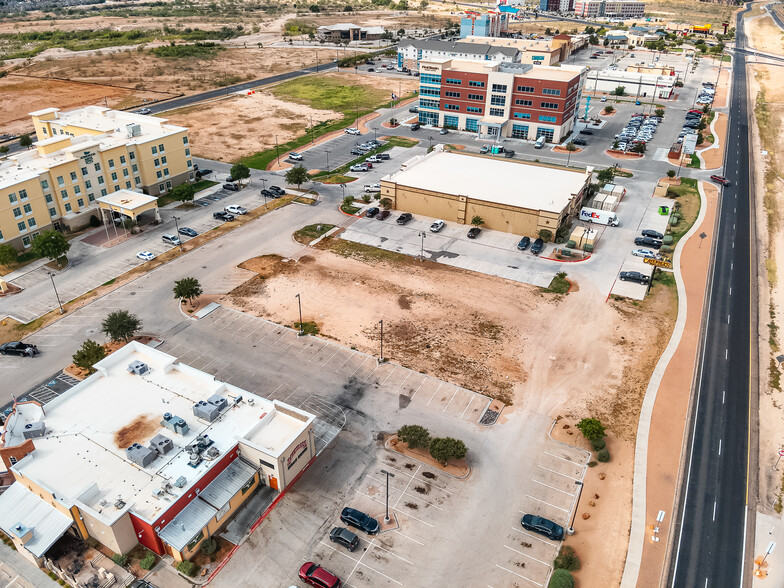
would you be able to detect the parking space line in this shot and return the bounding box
[280,387,299,404]
[511,527,561,548]
[544,451,581,465]
[409,377,427,399]
[537,464,580,481]
[442,388,458,412]
[241,324,263,341]
[393,371,412,395]
[394,530,424,546]
[531,479,575,497]
[366,475,445,511]
[351,356,374,378]
[393,464,419,508]
[524,494,569,512]
[379,365,398,387]
[362,493,434,528]
[336,350,358,371]
[426,382,443,406]
[321,347,342,366]
[460,394,477,419]
[495,564,543,587]
[370,542,414,565]
[320,539,403,587]
[503,544,551,567]
[294,340,315,358]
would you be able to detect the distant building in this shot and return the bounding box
[461,35,564,66]
[316,23,385,42]
[397,39,520,72]
[573,0,645,18]
[460,11,509,38]
[539,0,561,11]
[584,68,676,98]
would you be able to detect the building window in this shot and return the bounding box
[420,87,440,97]
[165,180,172,190]
[100,189,108,196]
[108,159,115,169]
[94,163,101,172]
[154,158,160,167]
[85,180,92,189]
[70,171,77,181]
[515,99,533,106]
[536,128,555,141]
[151,146,158,155]
[443,115,459,128]
[98,176,105,185]
[22,235,31,247]
[135,177,141,185]
[111,172,118,182]
[28,218,36,228]
[185,148,190,157]
[491,84,507,93]
[466,106,482,113]
[158,143,165,152]
[538,115,557,122]
[23,204,32,214]
[13,208,22,219]
[132,164,138,173]
[444,91,460,98]
[17,221,26,232]
[74,185,81,195]
[77,198,84,208]
[41,179,49,190]
[420,74,441,85]
[65,203,72,212]
[129,151,136,160]
[187,160,193,168]
[158,183,165,192]
[489,107,504,117]
[119,155,126,165]
[49,207,57,217]
[19,189,27,200]
[113,185,120,192]
[123,169,129,177]
[125,181,132,189]
[419,99,440,110]
[61,190,69,200]
[8,193,17,204]
[465,118,479,132]
[517,85,534,93]
[0,229,3,241]
[542,88,561,96]
[512,124,529,139]
[45,194,53,203]
[88,193,95,202]
[540,102,559,110]
[513,112,532,119]
[57,176,65,186]
[161,156,167,165]
[468,80,485,87]
[490,95,506,106]
[467,93,483,101]
[189,172,194,180]
[241,477,255,495]
[156,171,163,179]
[81,167,88,176]
[443,104,460,111]
[444,78,462,85]
[186,531,204,550]
[182,136,189,145]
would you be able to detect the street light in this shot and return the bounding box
[172,215,183,251]
[378,319,384,361]
[261,178,268,209]
[48,272,65,314]
[325,148,331,172]
[275,135,281,166]
[340,183,346,200]
[380,469,395,523]
[295,293,303,335]
[567,481,584,535]
[419,231,426,261]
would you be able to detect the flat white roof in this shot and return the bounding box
[97,189,158,210]
[2,342,314,524]
[382,148,589,213]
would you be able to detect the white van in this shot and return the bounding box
[534,136,546,149]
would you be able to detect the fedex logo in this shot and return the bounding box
[580,211,600,219]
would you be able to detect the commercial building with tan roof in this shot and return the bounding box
[0,342,316,566]
[380,147,592,237]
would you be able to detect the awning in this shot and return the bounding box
[158,498,217,552]
[0,483,73,558]
[199,459,256,511]
[96,189,159,219]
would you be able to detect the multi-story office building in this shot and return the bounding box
[416,58,587,143]
[459,11,509,38]
[397,39,519,72]
[573,0,645,18]
[461,35,564,66]
[0,106,193,250]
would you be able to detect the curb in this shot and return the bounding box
[383,437,472,480]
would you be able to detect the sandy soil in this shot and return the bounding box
[0,75,165,134]
[699,112,727,170]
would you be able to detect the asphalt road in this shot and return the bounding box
[669,8,754,588]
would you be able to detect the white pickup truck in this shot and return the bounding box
[364,183,381,193]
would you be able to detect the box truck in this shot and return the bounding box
[579,207,620,227]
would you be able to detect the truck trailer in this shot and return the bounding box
[579,207,620,227]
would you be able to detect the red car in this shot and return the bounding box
[710,174,730,186]
[299,563,341,588]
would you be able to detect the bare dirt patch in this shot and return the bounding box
[114,413,160,449]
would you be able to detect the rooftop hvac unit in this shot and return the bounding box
[208,394,229,411]
[114,498,126,509]
[125,123,141,138]
[126,442,156,467]
[149,434,174,455]
[23,421,46,439]
[188,449,202,468]
[173,476,187,488]
[127,361,150,376]
[161,412,189,435]
[195,435,213,450]
[203,446,220,461]
[193,400,220,422]
[151,488,165,499]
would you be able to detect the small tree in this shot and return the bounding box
[139,551,156,571]
[72,339,107,375]
[230,162,251,185]
[565,141,577,167]
[630,142,646,154]
[595,167,615,185]
[549,569,575,588]
[429,437,467,465]
[31,230,70,267]
[389,117,398,126]
[667,169,676,178]
[102,310,142,343]
[177,560,197,577]
[19,133,33,149]
[361,193,372,204]
[122,218,139,234]
[539,228,553,243]
[89,214,100,227]
[170,183,195,203]
[0,145,9,156]
[655,107,665,118]
[342,194,355,208]
[576,417,606,441]
[470,215,484,227]
[597,447,611,462]
[0,243,18,267]
[173,277,203,303]
[603,105,614,114]
[380,197,392,210]
[612,86,626,96]
[285,165,309,190]
[397,425,430,449]
[554,545,581,571]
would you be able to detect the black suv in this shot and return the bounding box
[572,138,587,146]
[397,212,413,225]
[213,211,235,221]
[410,123,420,131]
[269,186,286,197]
[641,229,664,239]
[619,271,650,284]
[223,183,239,191]
[365,207,380,218]
[329,527,360,551]
[530,238,544,255]
[340,507,380,534]
[521,514,564,540]
[634,236,662,249]
[0,341,39,357]
[517,236,530,251]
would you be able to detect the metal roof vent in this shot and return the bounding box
[149,434,174,455]
[193,400,219,422]
[23,421,46,439]
[161,412,189,435]
[173,476,187,488]
[127,361,150,376]
[126,442,156,467]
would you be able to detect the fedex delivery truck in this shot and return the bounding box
[579,207,620,227]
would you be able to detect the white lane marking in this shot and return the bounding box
[718,439,722,456]
[543,451,580,465]
[725,349,728,360]
[723,390,726,404]
[495,564,544,586]
[525,494,569,512]
[370,541,414,565]
[393,465,420,508]
[728,314,730,324]
[538,464,580,481]
[511,527,560,548]
[426,381,444,406]
[409,377,427,399]
[713,500,717,521]
[320,539,403,586]
[532,479,575,496]
[503,544,551,566]
[361,493,435,527]
[394,530,424,546]
[460,394,477,419]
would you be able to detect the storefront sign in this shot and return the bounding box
[287,440,308,470]
[420,64,439,72]
[644,257,673,269]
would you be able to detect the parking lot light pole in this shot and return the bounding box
[325,149,331,172]
[567,481,584,535]
[419,231,426,261]
[275,135,281,166]
[48,272,65,314]
[172,215,183,251]
[261,178,268,209]
[378,319,384,361]
[295,293,303,335]
[380,469,395,523]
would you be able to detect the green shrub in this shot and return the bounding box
[89,214,100,227]
[553,545,581,571]
[200,537,218,555]
[111,554,128,567]
[177,560,198,577]
[361,194,372,204]
[539,229,553,243]
[591,437,606,451]
[566,240,576,248]
[397,424,430,449]
[670,216,679,226]
[660,245,673,254]
[576,418,606,441]
[583,243,594,253]
[662,235,674,245]
[549,568,575,588]
[140,551,156,570]
[597,448,611,462]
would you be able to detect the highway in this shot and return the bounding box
[669,6,755,588]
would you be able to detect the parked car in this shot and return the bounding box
[260,189,274,199]
[365,207,380,218]
[409,106,419,113]
[634,236,662,249]
[269,186,286,197]
[364,183,381,192]
[377,210,391,220]
[223,183,239,191]
[579,129,594,135]
[439,128,449,135]
[397,212,413,225]
[504,149,515,158]
[632,248,658,258]
[619,271,650,284]
[351,148,366,156]
[178,227,198,237]
[521,514,564,540]
[299,562,341,588]
[479,145,490,154]
[601,96,608,102]
[0,341,39,357]
[641,229,664,239]
[345,127,361,135]
[213,211,235,221]
[329,527,360,552]
[430,220,445,233]
[136,108,151,115]
[136,251,155,261]
[530,238,544,255]
[572,138,587,146]
[467,227,481,239]
[350,164,369,172]
[288,152,303,161]
[367,67,375,72]
[366,155,382,163]
[517,236,530,251]
[225,205,247,215]
[410,123,421,131]
[340,507,380,534]
[197,168,212,176]
[161,233,181,246]
[710,174,731,186]
[378,153,391,160]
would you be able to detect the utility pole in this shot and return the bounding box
[567,481,584,534]
[380,469,395,523]
[295,293,303,335]
[261,178,268,209]
[48,272,65,314]
[275,135,280,166]
[172,215,183,251]
[311,115,314,144]
[378,319,384,361]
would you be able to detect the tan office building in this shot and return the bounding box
[0,106,193,250]
[380,148,592,236]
